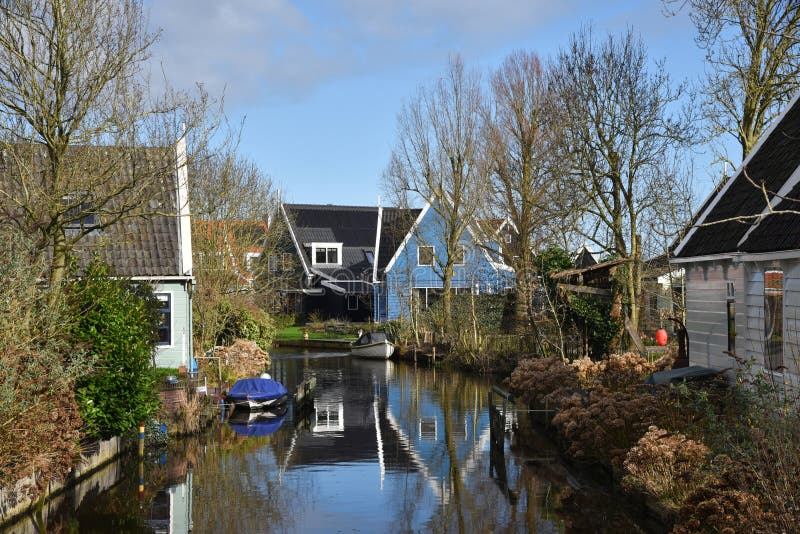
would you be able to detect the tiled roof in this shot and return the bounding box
[1,145,185,277]
[284,204,379,276]
[377,207,420,273]
[282,203,422,280]
[676,95,800,257]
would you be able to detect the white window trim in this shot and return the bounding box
[453,245,466,266]
[246,252,261,271]
[155,291,174,349]
[311,242,343,266]
[418,245,435,266]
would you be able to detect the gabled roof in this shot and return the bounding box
[377,207,421,273]
[283,203,379,279]
[1,144,187,278]
[575,244,599,269]
[380,199,514,276]
[674,93,800,258]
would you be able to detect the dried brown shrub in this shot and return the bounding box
[570,356,603,388]
[622,426,711,510]
[673,456,778,534]
[552,386,661,470]
[0,347,83,492]
[599,352,658,390]
[569,352,666,391]
[507,357,578,406]
[203,338,271,382]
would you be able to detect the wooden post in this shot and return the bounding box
[137,422,145,500]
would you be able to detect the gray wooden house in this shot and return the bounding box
[671,93,800,380]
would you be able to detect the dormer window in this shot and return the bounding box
[311,242,342,266]
[62,193,97,232]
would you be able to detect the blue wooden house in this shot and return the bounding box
[277,200,514,322]
[373,201,514,322]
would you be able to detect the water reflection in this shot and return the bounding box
[6,351,647,533]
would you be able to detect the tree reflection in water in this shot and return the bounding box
[26,351,647,533]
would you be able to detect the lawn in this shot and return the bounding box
[275,326,355,341]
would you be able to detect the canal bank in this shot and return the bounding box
[6,349,662,533]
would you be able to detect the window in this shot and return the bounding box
[282,253,293,270]
[726,282,736,353]
[764,270,783,371]
[156,294,171,346]
[418,246,434,266]
[413,287,442,310]
[268,255,278,272]
[365,250,375,265]
[246,252,261,272]
[347,294,359,310]
[504,233,512,244]
[311,243,342,266]
[453,245,465,265]
[62,193,97,232]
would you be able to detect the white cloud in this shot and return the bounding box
[144,0,581,104]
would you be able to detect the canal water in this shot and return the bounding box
[5,350,649,533]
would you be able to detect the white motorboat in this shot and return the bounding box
[351,332,395,359]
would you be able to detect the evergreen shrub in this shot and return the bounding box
[68,262,161,440]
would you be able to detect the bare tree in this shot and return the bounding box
[384,56,489,333]
[550,27,695,332]
[665,0,800,160]
[190,148,280,352]
[0,0,214,289]
[483,50,573,333]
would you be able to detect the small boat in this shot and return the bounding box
[228,406,286,437]
[226,374,288,410]
[351,332,395,359]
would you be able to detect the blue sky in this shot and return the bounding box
[146,0,727,207]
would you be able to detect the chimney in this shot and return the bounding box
[175,126,192,276]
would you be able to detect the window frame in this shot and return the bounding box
[726,281,736,353]
[155,292,173,348]
[310,242,343,266]
[62,192,97,232]
[347,294,359,311]
[453,245,466,266]
[764,269,784,372]
[246,252,261,272]
[417,245,434,266]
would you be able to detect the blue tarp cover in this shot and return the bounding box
[229,416,285,437]
[227,377,288,401]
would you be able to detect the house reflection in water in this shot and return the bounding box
[144,470,193,534]
[275,357,492,506]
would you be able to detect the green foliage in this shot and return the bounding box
[216,301,275,351]
[272,313,297,330]
[568,294,622,357]
[535,246,574,283]
[68,261,161,440]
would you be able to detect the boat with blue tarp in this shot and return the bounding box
[226,374,288,410]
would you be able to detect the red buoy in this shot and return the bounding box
[656,328,668,346]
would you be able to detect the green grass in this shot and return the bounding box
[275,326,354,341]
